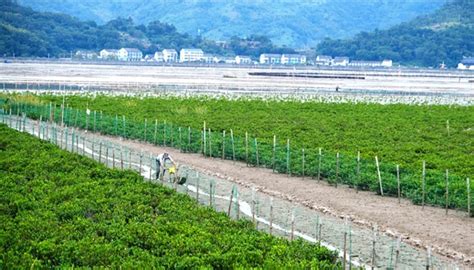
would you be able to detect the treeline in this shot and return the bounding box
[317,0,474,67]
[0,0,293,58]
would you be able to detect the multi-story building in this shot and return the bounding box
[457,57,474,70]
[162,49,178,62]
[154,52,164,62]
[118,48,143,61]
[180,48,204,62]
[235,55,252,64]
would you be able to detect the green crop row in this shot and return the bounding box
[1,95,472,215]
[0,124,340,269]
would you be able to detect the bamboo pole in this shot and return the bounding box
[222,130,226,159]
[286,139,290,176]
[302,149,305,179]
[317,148,322,181]
[422,161,426,209]
[468,178,471,217]
[272,135,276,172]
[397,165,401,204]
[231,129,235,161]
[445,169,449,215]
[154,119,158,145]
[356,151,360,192]
[255,138,259,167]
[245,132,249,166]
[290,209,295,241]
[335,152,340,188]
[375,156,383,196]
[269,197,274,235]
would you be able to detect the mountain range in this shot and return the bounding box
[17,0,445,47]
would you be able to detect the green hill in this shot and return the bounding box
[316,0,473,67]
[0,0,292,58]
[18,0,444,47]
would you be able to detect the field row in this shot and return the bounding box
[0,123,340,268]
[2,95,472,214]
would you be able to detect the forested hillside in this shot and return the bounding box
[316,0,473,67]
[0,0,292,58]
[18,0,444,47]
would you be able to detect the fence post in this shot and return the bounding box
[99,141,102,163]
[269,197,274,235]
[397,165,401,204]
[375,156,383,196]
[222,130,226,159]
[290,209,295,241]
[356,151,361,192]
[122,115,126,138]
[394,236,401,270]
[231,129,235,161]
[188,126,191,152]
[445,169,449,215]
[202,121,206,156]
[371,225,378,269]
[245,132,249,166]
[318,148,322,181]
[422,160,426,209]
[254,138,259,167]
[179,127,182,151]
[208,128,212,157]
[272,135,276,172]
[144,118,147,141]
[426,246,431,270]
[154,119,158,145]
[302,148,305,178]
[335,152,340,188]
[286,139,290,176]
[468,178,471,217]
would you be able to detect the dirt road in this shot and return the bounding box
[100,135,474,266]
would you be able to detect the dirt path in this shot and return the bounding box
[100,135,474,266]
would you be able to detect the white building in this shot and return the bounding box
[281,54,307,65]
[332,57,350,66]
[154,52,164,62]
[260,54,281,64]
[118,48,143,61]
[180,48,204,62]
[235,56,252,65]
[75,50,98,60]
[99,49,119,60]
[202,54,214,63]
[162,49,178,62]
[315,55,332,66]
[457,57,474,70]
[381,59,393,67]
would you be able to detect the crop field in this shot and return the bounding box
[0,124,340,268]
[4,93,472,213]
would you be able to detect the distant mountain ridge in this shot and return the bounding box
[17,0,444,47]
[316,0,474,67]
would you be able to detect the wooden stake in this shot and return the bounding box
[318,148,322,181]
[203,121,206,156]
[445,169,449,215]
[255,138,259,167]
[397,165,401,204]
[245,132,249,166]
[153,119,158,145]
[426,246,431,270]
[468,178,471,217]
[231,129,235,161]
[371,225,378,269]
[375,156,383,196]
[163,121,166,146]
[335,152,340,188]
[286,139,290,176]
[227,186,234,216]
[144,118,147,141]
[290,209,295,241]
[269,197,274,235]
[302,149,305,179]
[422,160,426,209]
[272,135,276,172]
[394,236,401,270]
[356,151,361,192]
[222,130,226,159]
[188,126,191,152]
[208,128,212,157]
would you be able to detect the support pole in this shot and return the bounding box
[375,156,383,196]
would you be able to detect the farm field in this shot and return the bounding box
[0,124,340,268]
[8,93,472,212]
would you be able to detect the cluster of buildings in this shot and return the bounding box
[75,48,394,68]
[75,48,307,65]
[457,57,474,70]
[315,55,393,68]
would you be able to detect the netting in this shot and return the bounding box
[0,110,465,269]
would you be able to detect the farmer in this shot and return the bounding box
[155,152,176,180]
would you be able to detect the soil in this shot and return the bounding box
[102,135,474,266]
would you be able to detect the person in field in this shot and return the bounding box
[155,152,176,180]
